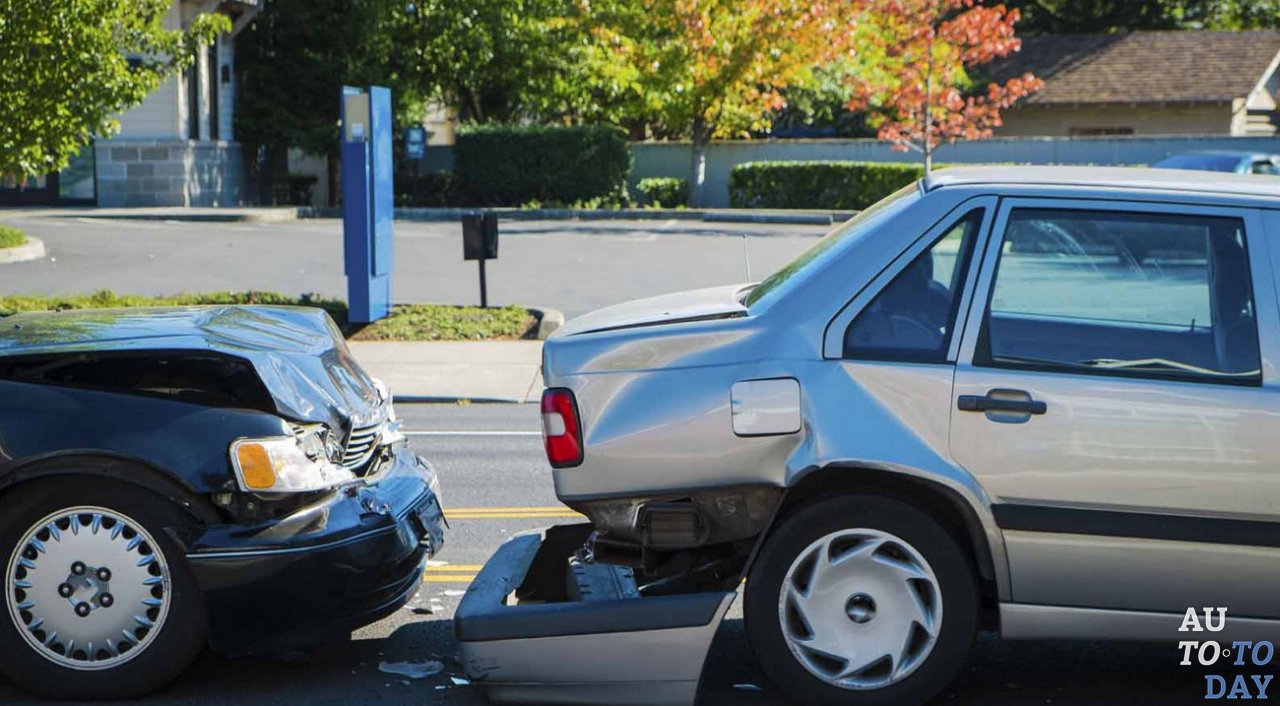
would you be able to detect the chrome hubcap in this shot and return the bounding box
[6,507,171,670]
[778,528,941,690]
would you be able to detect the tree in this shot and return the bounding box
[846,0,1042,172]
[1006,0,1280,33]
[235,0,406,205]
[0,0,226,180]
[588,0,864,206]
[396,0,620,124]
[1005,0,1186,33]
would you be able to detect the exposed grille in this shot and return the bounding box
[342,424,381,471]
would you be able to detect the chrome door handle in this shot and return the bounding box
[957,392,1046,415]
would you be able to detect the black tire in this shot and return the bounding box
[745,494,978,706]
[0,478,207,700]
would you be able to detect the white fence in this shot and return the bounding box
[631,135,1280,207]
[420,134,1280,208]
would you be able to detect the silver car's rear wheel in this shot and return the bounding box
[746,495,977,706]
[778,528,942,690]
[6,507,171,671]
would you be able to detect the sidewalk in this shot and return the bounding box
[347,340,543,403]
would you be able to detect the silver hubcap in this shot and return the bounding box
[6,507,171,670]
[778,528,942,690]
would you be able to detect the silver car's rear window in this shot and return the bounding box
[743,183,921,308]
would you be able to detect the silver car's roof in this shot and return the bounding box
[926,165,1280,200]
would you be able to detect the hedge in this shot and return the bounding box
[455,124,632,207]
[729,161,925,210]
[636,177,688,207]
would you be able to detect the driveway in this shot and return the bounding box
[0,216,828,318]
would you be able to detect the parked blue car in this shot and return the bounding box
[1152,150,1280,175]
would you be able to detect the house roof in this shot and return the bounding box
[991,31,1280,105]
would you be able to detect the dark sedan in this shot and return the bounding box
[0,306,445,700]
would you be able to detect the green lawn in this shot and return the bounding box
[0,291,537,341]
[0,226,27,249]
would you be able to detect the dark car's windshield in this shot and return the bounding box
[1152,153,1244,173]
[743,183,921,307]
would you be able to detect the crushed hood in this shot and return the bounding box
[553,284,750,338]
[0,306,383,429]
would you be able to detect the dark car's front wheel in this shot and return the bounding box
[0,478,207,700]
[745,494,979,706]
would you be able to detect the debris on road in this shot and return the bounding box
[378,660,445,680]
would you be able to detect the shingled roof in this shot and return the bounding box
[991,31,1280,105]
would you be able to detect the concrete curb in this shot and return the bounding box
[76,209,301,224]
[302,206,855,226]
[0,236,46,264]
[532,306,565,340]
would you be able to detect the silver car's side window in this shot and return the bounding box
[843,209,983,362]
[974,208,1261,385]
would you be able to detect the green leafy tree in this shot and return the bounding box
[1008,0,1280,33]
[0,0,226,180]
[235,0,406,205]
[586,0,864,206]
[396,0,621,124]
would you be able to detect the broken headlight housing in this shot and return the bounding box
[230,424,355,494]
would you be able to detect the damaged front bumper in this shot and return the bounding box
[179,445,445,653]
[455,524,734,706]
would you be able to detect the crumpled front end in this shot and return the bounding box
[182,445,444,653]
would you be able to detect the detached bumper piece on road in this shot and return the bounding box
[181,447,445,653]
[455,524,735,706]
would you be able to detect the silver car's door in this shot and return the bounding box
[951,197,1280,618]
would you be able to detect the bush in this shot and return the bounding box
[729,161,925,210]
[636,177,689,207]
[454,124,632,207]
[396,171,460,207]
[0,226,27,249]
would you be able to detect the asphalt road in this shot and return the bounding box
[0,404,1221,705]
[0,216,827,318]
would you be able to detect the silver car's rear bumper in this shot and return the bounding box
[454,525,735,706]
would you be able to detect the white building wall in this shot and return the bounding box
[997,104,1234,138]
[114,1,185,138]
[217,35,235,140]
[116,79,184,138]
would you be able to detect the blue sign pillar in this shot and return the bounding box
[340,86,394,324]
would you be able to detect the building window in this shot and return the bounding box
[1068,127,1136,137]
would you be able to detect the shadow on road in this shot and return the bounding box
[700,619,1211,705]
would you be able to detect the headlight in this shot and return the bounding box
[230,436,355,493]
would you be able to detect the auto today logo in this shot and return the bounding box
[1179,607,1275,699]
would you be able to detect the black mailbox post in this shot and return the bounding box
[462,211,499,306]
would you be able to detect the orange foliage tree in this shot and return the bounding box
[846,0,1042,171]
[590,0,865,205]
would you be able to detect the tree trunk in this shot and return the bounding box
[327,152,339,208]
[689,122,711,208]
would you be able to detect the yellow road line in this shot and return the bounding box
[424,574,477,583]
[448,506,580,513]
[447,506,584,520]
[430,564,485,572]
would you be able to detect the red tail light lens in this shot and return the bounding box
[541,388,583,468]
